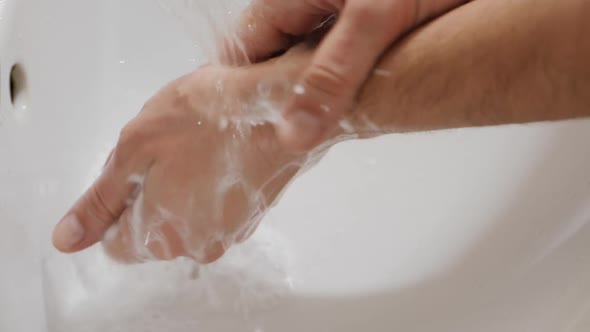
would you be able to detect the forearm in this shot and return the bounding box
[352,0,590,134]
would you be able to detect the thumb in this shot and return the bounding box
[276,0,411,152]
[52,153,141,253]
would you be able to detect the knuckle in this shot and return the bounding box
[118,122,142,150]
[167,86,192,112]
[114,120,151,165]
[83,185,117,229]
[304,62,351,98]
[111,138,135,169]
[348,1,385,22]
[347,1,400,28]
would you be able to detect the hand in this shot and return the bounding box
[52,50,321,263]
[228,0,468,152]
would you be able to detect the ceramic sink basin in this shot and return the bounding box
[1,0,590,331]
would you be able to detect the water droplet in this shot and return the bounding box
[339,119,355,133]
[119,60,127,64]
[189,264,200,280]
[293,85,305,95]
[374,68,391,77]
[217,117,229,130]
[144,232,152,246]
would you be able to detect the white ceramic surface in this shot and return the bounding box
[2,1,590,331]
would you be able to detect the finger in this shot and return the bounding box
[52,149,146,253]
[102,159,229,264]
[101,159,192,263]
[277,0,414,152]
[101,209,143,263]
[102,204,190,264]
[103,202,227,265]
[223,0,335,64]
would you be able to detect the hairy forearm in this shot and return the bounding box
[352,0,590,134]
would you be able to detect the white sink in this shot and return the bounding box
[2,0,590,331]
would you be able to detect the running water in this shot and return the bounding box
[156,0,252,66]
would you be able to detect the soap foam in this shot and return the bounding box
[44,224,294,332]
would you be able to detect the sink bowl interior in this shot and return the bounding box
[1,1,590,331]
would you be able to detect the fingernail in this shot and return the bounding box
[280,110,324,150]
[54,215,85,250]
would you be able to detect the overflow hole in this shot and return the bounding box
[9,63,28,111]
